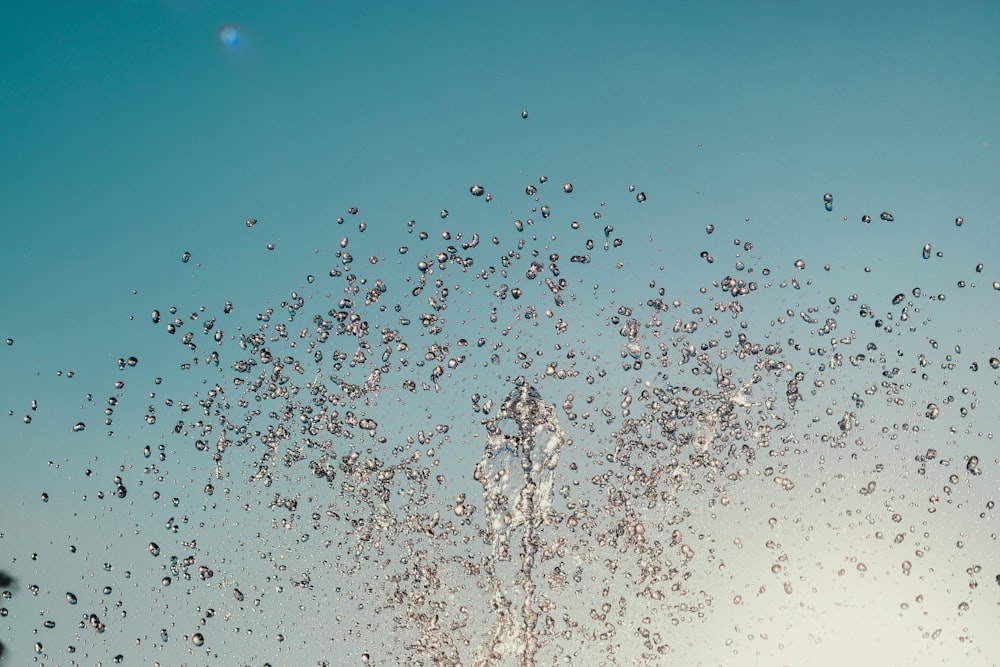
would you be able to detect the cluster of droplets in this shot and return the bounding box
[4,157,999,666]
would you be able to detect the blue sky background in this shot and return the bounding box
[2,2,999,665]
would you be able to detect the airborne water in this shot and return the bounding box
[3,167,997,665]
[1,5,1000,667]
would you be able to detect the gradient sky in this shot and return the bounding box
[2,2,999,665]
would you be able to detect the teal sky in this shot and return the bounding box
[2,2,999,665]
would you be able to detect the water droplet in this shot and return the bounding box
[440,209,449,219]
[521,109,528,119]
[470,184,485,197]
[72,422,86,432]
[148,542,160,557]
[922,243,932,259]
[636,191,647,203]
[955,216,964,226]
[862,214,872,224]
[880,211,894,222]
[181,251,191,263]
[823,193,833,211]
[66,592,77,604]
[563,182,573,194]
[794,259,805,270]
[191,632,204,647]
[705,224,714,234]
[925,403,940,419]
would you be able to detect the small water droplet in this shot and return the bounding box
[470,185,485,197]
[563,182,573,194]
[635,192,646,203]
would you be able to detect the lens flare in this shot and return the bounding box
[217,25,240,47]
